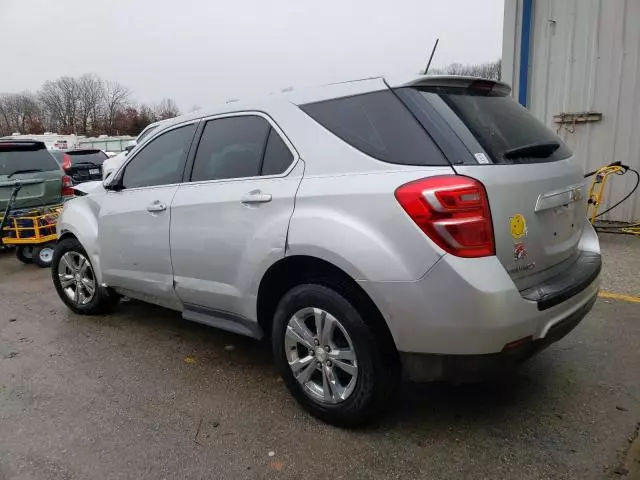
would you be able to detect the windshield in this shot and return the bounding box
[0,146,60,175]
[416,88,572,164]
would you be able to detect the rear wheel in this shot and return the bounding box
[272,283,397,427]
[33,243,56,268]
[51,237,119,314]
[15,245,34,264]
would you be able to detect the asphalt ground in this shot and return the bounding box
[0,233,639,479]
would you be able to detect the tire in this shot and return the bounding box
[33,243,56,268]
[51,237,119,315]
[15,245,34,264]
[272,283,397,427]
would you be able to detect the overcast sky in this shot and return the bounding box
[0,0,504,110]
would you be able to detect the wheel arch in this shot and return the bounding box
[256,254,398,358]
[57,230,78,242]
[56,201,103,284]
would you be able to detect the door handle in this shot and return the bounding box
[146,201,167,213]
[240,191,272,204]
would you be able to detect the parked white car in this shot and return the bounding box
[101,120,169,180]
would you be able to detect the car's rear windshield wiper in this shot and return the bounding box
[6,169,44,178]
[503,142,560,160]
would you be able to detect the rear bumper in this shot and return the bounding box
[358,222,601,360]
[399,293,597,381]
[520,250,601,311]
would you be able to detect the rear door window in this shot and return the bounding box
[190,116,270,182]
[413,87,572,164]
[300,90,448,166]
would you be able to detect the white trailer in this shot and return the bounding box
[0,133,82,151]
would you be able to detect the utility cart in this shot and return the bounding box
[0,179,61,267]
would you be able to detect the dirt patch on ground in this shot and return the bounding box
[624,424,640,479]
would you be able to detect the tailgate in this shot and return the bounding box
[456,161,586,289]
[0,172,63,210]
[66,151,107,184]
[0,142,64,210]
[393,78,587,290]
[68,164,103,183]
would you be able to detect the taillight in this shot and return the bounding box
[61,175,74,197]
[394,175,495,258]
[62,154,72,171]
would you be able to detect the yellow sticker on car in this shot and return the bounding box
[509,214,528,240]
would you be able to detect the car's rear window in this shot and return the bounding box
[415,88,572,164]
[0,144,59,175]
[50,150,64,165]
[300,90,448,166]
[67,151,108,165]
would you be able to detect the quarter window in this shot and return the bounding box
[301,90,447,166]
[261,128,294,176]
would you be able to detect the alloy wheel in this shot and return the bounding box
[284,307,358,404]
[57,251,96,305]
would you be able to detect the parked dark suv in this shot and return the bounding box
[51,149,108,184]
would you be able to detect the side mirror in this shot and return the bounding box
[104,174,123,192]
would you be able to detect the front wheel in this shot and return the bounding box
[272,283,397,427]
[51,237,119,314]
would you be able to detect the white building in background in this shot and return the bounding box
[502,0,640,222]
[0,133,82,150]
[78,135,135,153]
[0,132,135,154]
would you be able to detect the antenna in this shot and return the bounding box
[424,38,440,75]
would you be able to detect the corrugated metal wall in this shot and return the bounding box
[503,0,640,222]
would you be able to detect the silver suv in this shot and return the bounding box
[52,76,601,426]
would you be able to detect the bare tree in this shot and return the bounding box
[39,77,81,133]
[77,74,105,135]
[0,92,44,135]
[2,74,185,136]
[155,98,180,120]
[430,59,502,81]
[59,76,80,133]
[103,81,130,135]
[39,80,66,132]
[0,95,14,135]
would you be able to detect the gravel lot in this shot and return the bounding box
[0,234,639,480]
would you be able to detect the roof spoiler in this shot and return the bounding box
[399,75,511,96]
[0,140,47,151]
